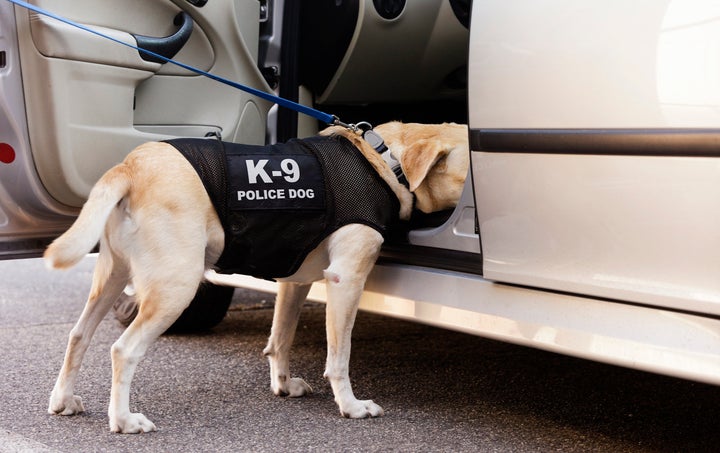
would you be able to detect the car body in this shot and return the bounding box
[2,0,719,384]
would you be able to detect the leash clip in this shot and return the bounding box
[332,116,358,132]
[353,121,374,134]
[332,117,372,134]
[332,117,387,153]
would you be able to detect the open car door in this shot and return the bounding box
[1,0,271,257]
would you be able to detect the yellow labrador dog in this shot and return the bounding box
[44,122,468,433]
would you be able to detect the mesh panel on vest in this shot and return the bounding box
[165,135,399,280]
[303,136,399,234]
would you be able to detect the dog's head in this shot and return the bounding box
[375,122,469,214]
[321,121,469,218]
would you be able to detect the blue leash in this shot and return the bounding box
[7,0,351,128]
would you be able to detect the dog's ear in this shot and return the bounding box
[399,140,450,192]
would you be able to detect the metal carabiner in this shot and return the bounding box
[353,121,374,134]
[332,117,375,135]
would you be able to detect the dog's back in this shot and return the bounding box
[167,136,400,279]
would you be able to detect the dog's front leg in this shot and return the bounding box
[263,282,313,397]
[323,275,383,418]
[323,225,384,418]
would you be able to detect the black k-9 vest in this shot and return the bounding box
[165,135,399,280]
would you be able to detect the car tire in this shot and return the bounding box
[112,283,234,333]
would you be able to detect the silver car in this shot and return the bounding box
[2,0,719,385]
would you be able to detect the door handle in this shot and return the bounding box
[133,12,193,64]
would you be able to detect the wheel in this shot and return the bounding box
[112,282,234,333]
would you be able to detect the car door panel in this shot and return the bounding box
[472,149,720,314]
[15,0,269,207]
[469,1,720,314]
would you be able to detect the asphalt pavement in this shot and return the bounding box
[2,256,720,452]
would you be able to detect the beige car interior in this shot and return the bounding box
[16,0,270,207]
[15,0,470,248]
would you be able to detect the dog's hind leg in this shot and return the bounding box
[106,262,204,433]
[323,224,385,418]
[49,242,129,416]
[263,282,314,397]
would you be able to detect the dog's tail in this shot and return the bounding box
[44,164,132,270]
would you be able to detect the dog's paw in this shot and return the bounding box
[339,399,384,419]
[48,394,85,416]
[273,377,313,397]
[109,412,157,434]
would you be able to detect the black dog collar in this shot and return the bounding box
[355,124,409,189]
[380,148,408,188]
